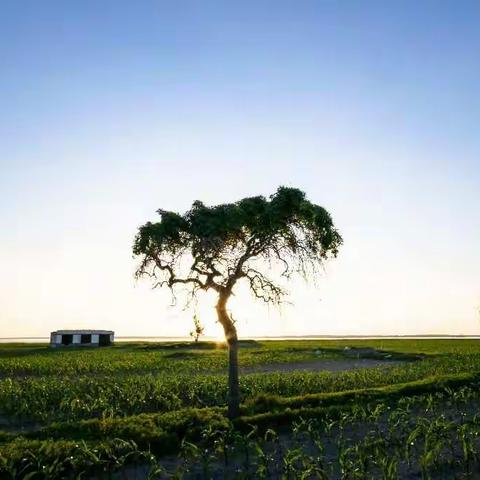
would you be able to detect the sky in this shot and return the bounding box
[1,0,479,338]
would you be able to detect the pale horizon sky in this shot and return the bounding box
[1,1,479,338]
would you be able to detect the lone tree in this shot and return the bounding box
[190,314,205,343]
[133,186,342,417]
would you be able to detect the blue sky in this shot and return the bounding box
[1,1,479,337]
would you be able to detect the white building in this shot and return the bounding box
[50,330,114,347]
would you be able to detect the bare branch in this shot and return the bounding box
[244,267,287,304]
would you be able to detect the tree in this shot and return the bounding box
[190,314,205,342]
[133,186,342,417]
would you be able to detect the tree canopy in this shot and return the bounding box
[133,186,342,305]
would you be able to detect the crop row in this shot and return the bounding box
[0,344,325,377]
[2,384,480,478]
[1,353,480,424]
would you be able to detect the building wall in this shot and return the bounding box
[50,332,113,347]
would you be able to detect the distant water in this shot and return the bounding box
[1,335,480,344]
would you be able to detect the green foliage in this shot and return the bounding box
[2,340,480,478]
[39,408,228,444]
[4,385,480,478]
[134,187,342,259]
[133,187,342,306]
[2,341,480,423]
[190,314,205,342]
[243,371,480,414]
[0,437,162,479]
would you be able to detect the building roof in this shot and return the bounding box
[51,330,114,335]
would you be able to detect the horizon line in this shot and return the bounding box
[1,334,480,341]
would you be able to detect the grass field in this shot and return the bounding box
[1,339,480,478]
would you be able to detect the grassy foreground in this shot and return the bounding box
[1,339,480,478]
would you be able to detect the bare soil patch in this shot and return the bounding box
[241,357,404,374]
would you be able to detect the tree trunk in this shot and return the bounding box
[216,295,240,418]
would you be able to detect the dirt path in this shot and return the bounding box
[241,358,404,374]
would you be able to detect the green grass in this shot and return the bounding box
[1,340,480,423]
[0,340,333,376]
[2,338,479,377]
[2,339,480,478]
[12,371,477,447]
[3,370,480,478]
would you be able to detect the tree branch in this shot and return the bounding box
[244,267,287,304]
